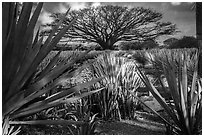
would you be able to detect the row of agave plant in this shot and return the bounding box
[76,48,201,134]
[2,2,104,135]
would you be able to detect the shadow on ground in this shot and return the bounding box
[20,111,168,135]
[98,119,166,135]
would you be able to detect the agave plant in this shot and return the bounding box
[87,52,143,120]
[147,49,198,76]
[64,98,101,135]
[2,2,104,134]
[136,50,202,134]
[2,117,21,135]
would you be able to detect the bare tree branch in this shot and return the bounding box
[42,5,177,50]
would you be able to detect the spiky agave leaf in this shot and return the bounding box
[88,52,143,120]
[137,50,201,134]
[2,117,21,135]
[10,79,105,119]
[2,2,104,133]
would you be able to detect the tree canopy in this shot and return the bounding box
[43,5,177,50]
[163,38,178,46]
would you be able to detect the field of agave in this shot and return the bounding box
[2,2,201,135]
[28,48,201,135]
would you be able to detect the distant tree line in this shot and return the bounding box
[164,36,200,49]
[54,36,199,51]
[119,39,159,50]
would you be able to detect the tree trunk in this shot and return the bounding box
[196,2,202,42]
[99,42,115,50]
[196,2,202,77]
[98,39,116,50]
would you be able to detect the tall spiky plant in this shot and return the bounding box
[136,50,202,134]
[89,52,143,120]
[2,2,104,134]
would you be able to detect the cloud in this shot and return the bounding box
[171,2,181,6]
[66,2,87,11]
[65,2,101,11]
[54,3,68,13]
[39,10,54,25]
[91,2,101,8]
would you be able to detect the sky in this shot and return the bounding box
[38,2,196,43]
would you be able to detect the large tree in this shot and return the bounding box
[43,5,176,50]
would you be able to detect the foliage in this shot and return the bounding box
[53,42,103,51]
[141,40,159,49]
[2,2,104,134]
[13,47,198,124]
[136,50,202,134]
[168,36,199,49]
[2,117,21,135]
[120,40,159,50]
[65,99,101,135]
[43,5,176,50]
[163,37,178,47]
[86,52,143,120]
[38,50,104,73]
[148,48,199,78]
[119,41,143,50]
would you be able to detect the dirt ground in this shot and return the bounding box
[19,111,167,135]
[97,119,166,135]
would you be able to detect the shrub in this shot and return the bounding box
[168,36,199,49]
[140,39,159,49]
[119,40,158,50]
[119,41,142,50]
